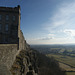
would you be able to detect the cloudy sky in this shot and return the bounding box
[1,0,75,44]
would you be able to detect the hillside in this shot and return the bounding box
[31,45,75,75]
[0,44,66,75]
[10,48,66,75]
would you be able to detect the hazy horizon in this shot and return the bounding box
[30,43,75,45]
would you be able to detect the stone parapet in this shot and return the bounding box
[0,44,18,70]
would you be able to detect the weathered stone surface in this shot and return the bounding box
[0,44,18,70]
[11,50,38,75]
[0,64,12,75]
[0,30,33,75]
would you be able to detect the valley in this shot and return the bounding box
[31,44,75,75]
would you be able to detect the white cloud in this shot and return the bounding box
[48,34,55,36]
[44,1,75,32]
[26,33,55,41]
[38,37,52,40]
[64,29,75,37]
[41,1,75,44]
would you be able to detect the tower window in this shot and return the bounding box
[0,15,2,20]
[13,16,15,21]
[5,24,8,31]
[6,15,9,20]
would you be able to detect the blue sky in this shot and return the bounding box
[1,0,75,44]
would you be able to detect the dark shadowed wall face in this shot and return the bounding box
[0,5,20,44]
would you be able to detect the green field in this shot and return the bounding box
[47,54,75,75]
[47,54,75,67]
[66,72,75,75]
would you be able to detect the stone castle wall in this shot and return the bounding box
[0,44,18,70]
[0,30,29,70]
[0,30,38,75]
[19,30,30,51]
[19,30,26,50]
[0,5,20,44]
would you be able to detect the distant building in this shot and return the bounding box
[0,5,21,44]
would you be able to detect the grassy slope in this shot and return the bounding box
[66,72,75,75]
[47,54,75,67]
[47,54,75,75]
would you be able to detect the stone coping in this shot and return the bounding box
[0,44,17,46]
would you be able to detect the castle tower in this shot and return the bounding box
[0,5,21,44]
